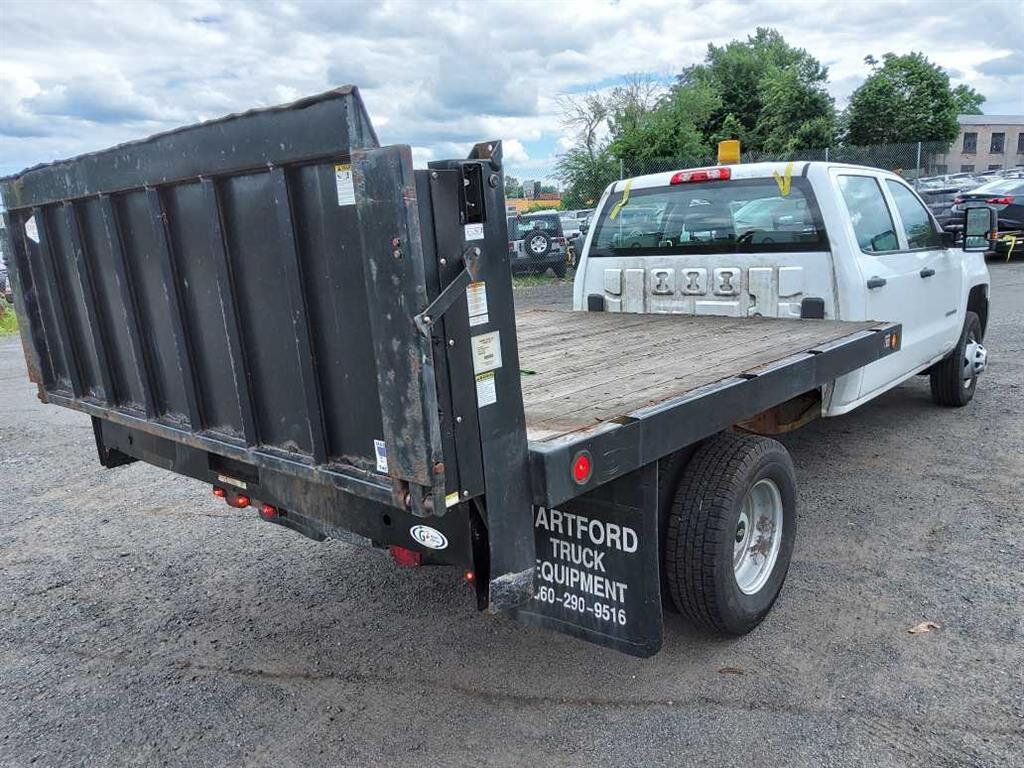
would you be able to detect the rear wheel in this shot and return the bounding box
[664,432,797,635]
[930,311,985,407]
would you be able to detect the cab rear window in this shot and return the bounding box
[588,177,828,256]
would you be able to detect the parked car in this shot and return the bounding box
[507,212,568,277]
[558,212,582,239]
[952,177,1024,257]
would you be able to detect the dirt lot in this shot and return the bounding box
[1,264,1021,768]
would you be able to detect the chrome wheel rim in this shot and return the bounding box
[733,478,783,595]
[962,333,986,388]
[529,235,547,254]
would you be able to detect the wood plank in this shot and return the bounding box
[515,310,877,439]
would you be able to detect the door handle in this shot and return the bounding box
[920,267,936,278]
[867,276,887,289]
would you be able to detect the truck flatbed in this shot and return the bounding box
[0,86,903,656]
[519,309,896,508]
[518,310,879,440]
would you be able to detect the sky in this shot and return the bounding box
[1,0,1022,182]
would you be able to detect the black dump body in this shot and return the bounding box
[1,87,900,656]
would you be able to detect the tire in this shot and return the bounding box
[929,311,984,407]
[664,431,797,635]
[526,232,551,258]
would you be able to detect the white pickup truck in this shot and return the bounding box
[574,161,991,411]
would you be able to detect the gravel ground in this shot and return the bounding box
[1,264,1022,768]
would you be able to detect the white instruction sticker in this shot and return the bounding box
[374,439,388,473]
[335,163,356,206]
[464,222,484,241]
[24,215,39,243]
[471,330,502,375]
[475,372,497,407]
[466,281,489,327]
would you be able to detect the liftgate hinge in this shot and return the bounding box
[413,245,483,336]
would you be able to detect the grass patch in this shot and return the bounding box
[0,301,18,336]
[512,272,573,289]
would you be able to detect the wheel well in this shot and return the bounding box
[968,285,988,339]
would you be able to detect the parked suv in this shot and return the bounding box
[507,212,568,277]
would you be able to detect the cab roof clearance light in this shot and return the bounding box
[670,167,731,185]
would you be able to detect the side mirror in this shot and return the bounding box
[962,206,996,252]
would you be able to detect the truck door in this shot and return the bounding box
[881,178,962,354]
[835,174,929,397]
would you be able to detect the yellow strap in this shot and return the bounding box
[609,179,633,220]
[773,161,795,197]
[999,234,1017,262]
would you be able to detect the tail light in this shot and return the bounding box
[670,167,731,184]
[952,197,964,205]
[389,545,422,567]
[227,494,251,509]
[212,486,226,498]
[554,237,566,245]
[571,450,593,485]
[260,503,278,519]
[986,196,1014,205]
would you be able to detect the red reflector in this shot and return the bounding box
[670,167,731,185]
[987,196,1014,205]
[389,545,422,568]
[464,569,475,582]
[572,450,593,485]
[226,494,250,509]
[212,486,226,498]
[260,503,278,519]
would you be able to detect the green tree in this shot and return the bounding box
[676,27,834,152]
[504,175,524,198]
[608,83,718,170]
[952,84,985,115]
[555,147,619,209]
[845,53,961,145]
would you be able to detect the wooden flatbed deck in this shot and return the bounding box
[517,310,879,440]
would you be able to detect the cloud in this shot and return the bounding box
[976,52,1024,78]
[0,0,1022,181]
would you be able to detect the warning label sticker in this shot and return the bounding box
[466,281,489,327]
[335,164,355,206]
[24,215,39,243]
[471,331,502,375]
[374,439,388,473]
[464,222,485,241]
[475,372,497,407]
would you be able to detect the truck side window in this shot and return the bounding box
[837,175,899,253]
[885,180,941,249]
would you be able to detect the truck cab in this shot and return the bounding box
[573,161,991,415]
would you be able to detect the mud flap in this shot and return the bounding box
[511,463,663,657]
